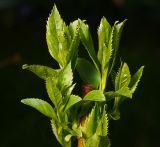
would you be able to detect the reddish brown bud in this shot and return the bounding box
[82,84,93,97]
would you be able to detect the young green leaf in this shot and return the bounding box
[46,4,70,67]
[82,105,99,138]
[109,20,127,74]
[21,98,57,119]
[22,64,59,80]
[115,62,131,91]
[64,95,82,111]
[57,63,73,93]
[105,87,132,100]
[76,58,101,89]
[65,134,72,142]
[85,134,100,147]
[67,20,80,68]
[115,87,132,98]
[51,119,63,145]
[99,136,111,147]
[96,105,108,136]
[79,19,100,72]
[129,66,144,93]
[83,90,106,102]
[46,77,63,109]
[97,17,111,65]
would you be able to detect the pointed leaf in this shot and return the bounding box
[82,105,99,137]
[129,66,144,93]
[64,95,82,111]
[113,20,127,53]
[79,20,100,72]
[22,64,59,80]
[116,87,132,98]
[102,33,113,70]
[46,77,62,109]
[85,134,100,147]
[21,98,57,119]
[97,17,111,65]
[109,19,127,74]
[83,90,105,102]
[105,87,132,100]
[96,106,108,136]
[51,119,63,145]
[57,63,73,93]
[115,62,131,90]
[46,5,70,67]
[67,20,80,68]
[99,136,111,147]
[76,58,101,89]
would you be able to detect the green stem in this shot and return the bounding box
[100,68,108,92]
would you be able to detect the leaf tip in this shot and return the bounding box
[22,64,28,70]
[21,99,26,104]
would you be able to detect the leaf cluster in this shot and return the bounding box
[21,4,144,147]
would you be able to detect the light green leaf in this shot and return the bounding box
[65,134,72,142]
[79,19,100,72]
[102,33,113,70]
[115,62,131,91]
[67,20,80,68]
[129,66,144,93]
[57,63,73,93]
[112,20,127,53]
[85,134,100,147]
[22,64,59,80]
[97,17,111,66]
[46,4,70,67]
[82,105,99,138]
[96,106,108,136]
[105,87,132,100]
[51,119,63,145]
[46,77,62,109]
[109,19,127,74]
[76,58,101,89]
[21,98,57,119]
[83,90,106,102]
[116,87,132,98]
[64,95,82,111]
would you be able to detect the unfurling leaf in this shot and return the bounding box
[22,64,59,79]
[76,58,101,89]
[83,90,106,102]
[129,66,144,93]
[21,98,57,119]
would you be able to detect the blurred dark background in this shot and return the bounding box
[0,0,160,147]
